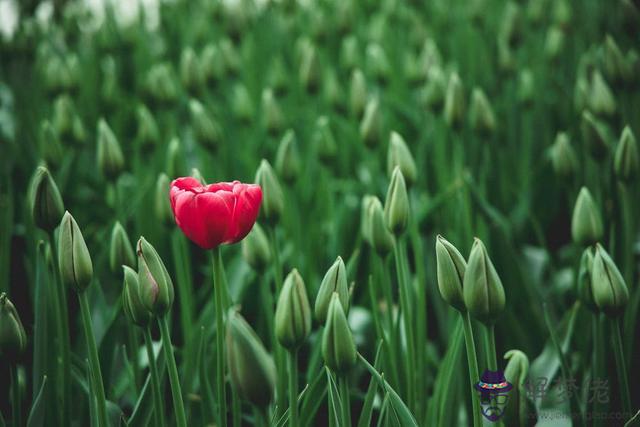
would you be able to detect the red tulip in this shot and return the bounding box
[169,177,263,249]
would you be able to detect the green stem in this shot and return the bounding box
[485,325,497,371]
[212,247,228,427]
[159,316,187,427]
[462,312,482,427]
[232,388,241,427]
[592,316,604,427]
[612,318,631,415]
[268,226,287,415]
[268,226,283,292]
[393,238,415,409]
[339,375,351,427]
[288,350,299,427]
[48,234,71,427]
[144,327,166,427]
[125,317,141,392]
[78,291,108,427]
[11,364,20,427]
[171,230,194,345]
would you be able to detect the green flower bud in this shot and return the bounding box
[614,126,638,182]
[220,38,241,76]
[550,132,578,179]
[313,116,337,163]
[444,72,465,129]
[254,159,284,223]
[463,238,505,325]
[226,310,276,407]
[41,120,63,167]
[189,99,221,149]
[190,168,206,185]
[275,269,312,350]
[577,247,598,312]
[180,47,204,93]
[315,256,350,324]
[360,97,383,148]
[137,237,174,316]
[201,43,225,84]
[0,293,27,359]
[340,36,360,71]
[109,222,135,274]
[592,244,629,317]
[504,349,529,386]
[58,211,94,293]
[53,95,85,144]
[469,88,497,135]
[97,119,124,180]
[418,39,442,79]
[299,43,320,93]
[588,71,616,117]
[29,165,64,232]
[122,265,151,327]
[322,293,357,373]
[544,26,565,60]
[435,235,466,312]
[349,69,367,118]
[387,132,417,186]
[146,63,179,104]
[166,137,184,178]
[155,173,173,226]
[366,43,391,83]
[552,0,571,26]
[231,83,254,123]
[323,69,344,111]
[420,66,446,110]
[275,130,301,184]
[360,195,376,245]
[499,2,523,47]
[580,110,610,160]
[261,88,284,135]
[603,35,631,83]
[268,57,288,96]
[366,196,395,257]
[136,104,160,148]
[503,349,532,427]
[517,69,535,105]
[384,167,409,236]
[571,187,603,246]
[241,223,271,271]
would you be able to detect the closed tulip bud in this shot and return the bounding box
[275,269,311,349]
[220,39,241,75]
[136,104,160,148]
[503,350,532,427]
[30,166,64,232]
[122,266,151,327]
[299,44,320,92]
[420,66,446,110]
[581,111,610,160]
[571,187,603,246]
[592,244,629,317]
[58,211,94,293]
[97,119,124,180]
[499,2,522,47]
[469,88,497,135]
[324,69,344,110]
[360,195,376,245]
[367,197,395,257]
[517,69,535,105]
[254,159,284,223]
[340,36,360,71]
[418,39,443,77]
[155,173,173,226]
[201,44,225,84]
[109,222,135,273]
[387,132,417,186]
[146,63,178,104]
[588,71,616,117]
[241,223,271,271]
[41,120,63,167]
[180,47,204,93]
[384,167,409,235]
[275,130,301,183]
[53,95,85,144]
[226,310,276,407]
[360,97,383,148]
[463,238,505,325]
[544,27,565,60]
[444,72,465,129]
[322,293,357,373]
[189,99,221,149]
[435,235,466,312]
[268,57,288,96]
[231,83,254,123]
[0,293,27,359]
[552,0,571,26]
[137,237,174,316]
[315,256,349,324]
[577,247,598,312]
[366,43,391,83]
[166,137,184,178]
[603,35,631,83]
[349,69,367,118]
[614,126,638,182]
[313,116,337,163]
[261,89,284,135]
[550,132,578,178]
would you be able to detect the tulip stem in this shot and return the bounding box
[611,318,631,415]
[288,349,299,427]
[232,388,241,427]
[393,239,415,409]
[592,315,605,427]
[268,226,283,291]
[143,327,166,427]
[10,364,20,427]
[48,233,71,427]
[339,375,351,427]
[78,291,108,427]
[462,311,482,427]
[159,315,187,427]
[485,325,497,371]
[212,247,228,427]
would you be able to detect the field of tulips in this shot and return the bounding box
[1,0,640,426]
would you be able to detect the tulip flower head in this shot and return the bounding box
[315,256,350,324]
[169,177,262,250]
[29,165,64,232]
[0,293,27,360]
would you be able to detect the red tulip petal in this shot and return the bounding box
[197,192,233,249]
[227,184,262,243]
[171,177,204,191]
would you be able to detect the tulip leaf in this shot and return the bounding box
[357,341,383,427]
[300,366,328,427]
[325,367,343,426]
[624,410,640,426]
[128,349,166,427]
[32,242,49,401]
[27,376,48,427]
[197,326,216,424]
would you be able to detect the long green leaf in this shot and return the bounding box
[27,376,48,427]
[357,342,383,427]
